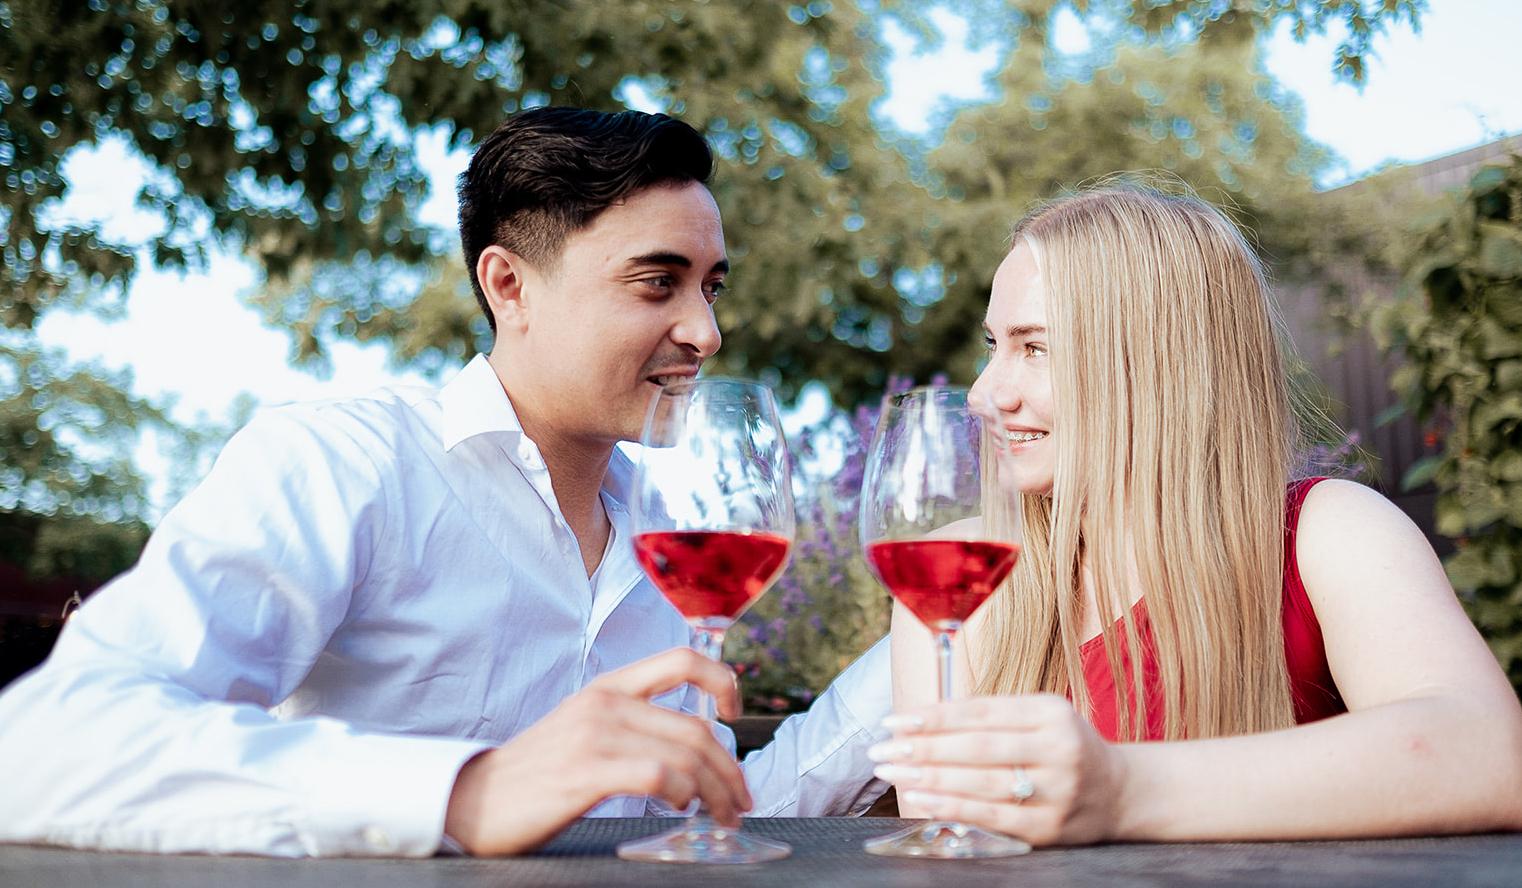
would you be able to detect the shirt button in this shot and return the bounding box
[363,825,394,852]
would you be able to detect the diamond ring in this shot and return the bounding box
[1010,767,1036,803]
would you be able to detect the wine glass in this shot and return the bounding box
[615,378,795,865]
[859,385,1031,859]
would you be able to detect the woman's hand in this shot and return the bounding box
[869,694,1129,846]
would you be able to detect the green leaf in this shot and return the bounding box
[1488,289,1522,326]
[1447,546,1492,591]
[1496,359,1522,390]
[1373,401,1408,428]
[1487,545,1519,586]
[1401,455,1444,491]
[1477,221,1522,279]
[1435,497,1470,537]
[1472,392,1522,434]
[1469,164,1509,194]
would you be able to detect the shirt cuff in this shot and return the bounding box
[295,731,491,856]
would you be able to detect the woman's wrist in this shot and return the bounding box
[1108,742,1165,842]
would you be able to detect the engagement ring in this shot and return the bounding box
[1010,767,1036,803]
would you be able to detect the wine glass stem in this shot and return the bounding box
[935,626,959,703]
[690,624,726,722]
[681,623,728,827]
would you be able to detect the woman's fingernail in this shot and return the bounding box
[881,714,925,732]
[867,741,913,762]
[873,764,922,784]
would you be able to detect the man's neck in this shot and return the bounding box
[486,354,615,576]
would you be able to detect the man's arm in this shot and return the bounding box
[738,636,894,817]
[0,407,753,856]
[0,408,488,856]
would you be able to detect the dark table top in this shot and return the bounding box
[4,818,1520,887]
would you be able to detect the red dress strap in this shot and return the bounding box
[1282,477,1346,723]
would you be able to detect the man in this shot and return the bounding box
[0,108,889,857]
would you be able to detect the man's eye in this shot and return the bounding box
[641,275,675,292]
[704,280,726,303]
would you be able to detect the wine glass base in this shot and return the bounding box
[863,820,1032,859]
[616,821,792,864]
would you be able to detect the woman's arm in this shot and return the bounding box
[873,480,1522,842]
[1117,479,1522,839]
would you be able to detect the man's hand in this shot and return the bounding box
[443,647,751,856]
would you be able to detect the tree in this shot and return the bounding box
[0,0,1422,581]
[1373,155,1522,692]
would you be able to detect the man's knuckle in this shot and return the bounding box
[673,746,703,775]
[637,760,669,793]
[677,718,711,746]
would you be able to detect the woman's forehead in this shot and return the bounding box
[989,243,1046,327]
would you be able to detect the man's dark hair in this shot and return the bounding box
[458,107,715,332]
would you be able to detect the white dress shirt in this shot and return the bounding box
[0,355,890,857]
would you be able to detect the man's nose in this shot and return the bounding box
[674,293,722,359]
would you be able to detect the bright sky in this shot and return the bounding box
[30,0,1522,514]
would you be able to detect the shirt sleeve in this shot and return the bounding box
[0,408,488,857]
[739,636,894,816]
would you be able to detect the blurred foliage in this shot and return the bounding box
[1371,154,1522,692]
[1,1,1423,667]
[0,337,247,586]
[0,341,158,519]
[1,0,1421,336]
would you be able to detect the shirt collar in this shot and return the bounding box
[440,354,640,513]
[440,354,525,452]
[603,444,636,508]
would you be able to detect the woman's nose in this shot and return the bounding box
[972,359,1021,416]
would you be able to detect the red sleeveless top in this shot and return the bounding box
[1081,477,1347,741]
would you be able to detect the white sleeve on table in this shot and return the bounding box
[0,408,488,856]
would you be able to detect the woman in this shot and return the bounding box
[872,184,1522,844]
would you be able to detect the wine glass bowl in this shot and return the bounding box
[862,538,1020,629]
[633,530,792,626]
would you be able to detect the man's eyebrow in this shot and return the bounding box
[626,252,729,274]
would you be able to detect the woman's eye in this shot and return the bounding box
[982,334,996,352]
[1026,342,1047,357]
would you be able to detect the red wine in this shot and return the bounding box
[864,539,1020,627]
[634,530,792,620]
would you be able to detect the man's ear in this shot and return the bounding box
[477,245,532,334]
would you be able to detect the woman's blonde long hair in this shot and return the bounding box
[973,183,1298,741]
